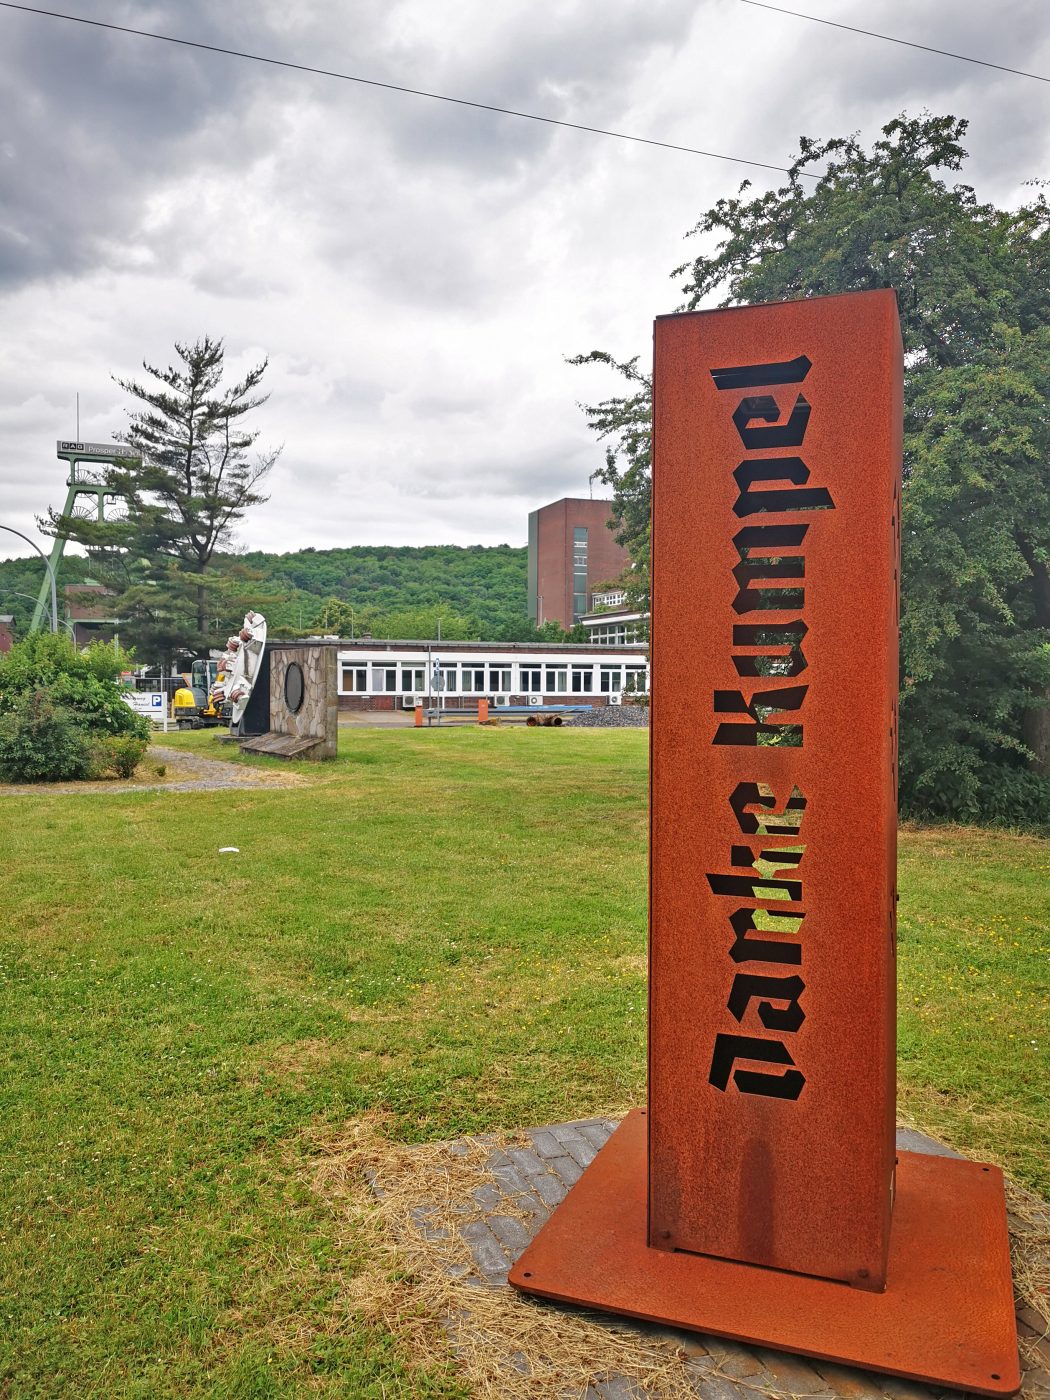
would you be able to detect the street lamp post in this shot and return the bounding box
[0,589,74,639]
[0,526,57,632]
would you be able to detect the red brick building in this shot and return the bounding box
[64,581,119,647]
[527,497,631,629]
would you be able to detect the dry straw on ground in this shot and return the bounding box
[307,1116,1050,1400]
[309,1117,705,1398]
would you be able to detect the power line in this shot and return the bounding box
[737,0,1050,84]
[0,1,820,181]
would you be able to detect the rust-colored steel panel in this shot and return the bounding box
[648,292,902,1287]
[509,1109,1021,1397]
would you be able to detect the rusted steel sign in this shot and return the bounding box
[648,290,901,1286]
[511,290,1019,1395]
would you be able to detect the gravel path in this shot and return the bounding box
[0,744,303,796]
[569,704,650,728]
[145,745,303,792]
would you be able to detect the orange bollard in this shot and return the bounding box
[477,699,489,723]
[414,704,423,727]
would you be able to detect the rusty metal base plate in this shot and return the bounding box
[509,1109,1020,1396]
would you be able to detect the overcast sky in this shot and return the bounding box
[1,0,1048,562]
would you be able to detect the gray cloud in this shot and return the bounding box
[1,0,1047,563]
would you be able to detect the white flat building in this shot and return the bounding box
[325,638,649,711]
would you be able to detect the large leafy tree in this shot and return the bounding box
[574,113,1050,824]
[46,338,280,664]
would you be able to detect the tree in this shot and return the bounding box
[46,338,279,664]
[568,351,652,611]
[573,113,1050,824]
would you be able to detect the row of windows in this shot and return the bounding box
[340,662,648,695]
[587,623,647,645]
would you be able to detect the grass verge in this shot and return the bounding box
[0,727,1045,1395]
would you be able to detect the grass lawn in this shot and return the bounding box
[1,726,1047,1397]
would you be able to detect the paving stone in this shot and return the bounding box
[596,1377,647,1398]
[694,1374,749,1400]
[489,1161,530,1195]
[893,1127,961,1160]
[471,1182,502,1210]
[704,1339,765,1378]
[877,1376,939,1400]
[680,1344,715,1367]
[1018,1304,1050,1338]
[507,1145,548,1178]
[575,1120,616,1150]
[531,1171,567,1207]
[488,1213,532,1251]
[546,1153,584,1187]
[458,1219,509,1281]
[529,1128,565,1159]
[753,1346,836,1394]
[410,1207,449,1243]
[551,1129,598,1169]
[812,1360,900,1399]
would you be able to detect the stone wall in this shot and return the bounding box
[268,646,338,759]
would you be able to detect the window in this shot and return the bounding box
[372,666,397,692]
[439,666,457,693]
[462,667,486,692]
[600,666,623,692]
[520,667,542,692]
[572,525,589,622]
[400,667,425,693]
[545,666,568,693]
[488,667,512,692]
[590,620,644,645]
[571,666,595,693]
[625,667,648,694]
[341,666,367,692]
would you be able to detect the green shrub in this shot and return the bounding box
[89,734,149,780]
[0,691,92,782]
[0,633,150,740]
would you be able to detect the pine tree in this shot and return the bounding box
[47,337,280,664]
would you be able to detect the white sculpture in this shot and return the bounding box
[210,610,267,727]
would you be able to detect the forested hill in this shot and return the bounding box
[235,543,529,637]
[0,543,533,642]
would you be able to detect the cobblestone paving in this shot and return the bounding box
[398,1118,1050,1400]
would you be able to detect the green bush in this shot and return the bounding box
[0,633,150,740]
[89,734,149,780]
[0,691,92,782]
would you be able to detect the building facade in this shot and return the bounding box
[527,497,631,629]
[579,603,648,646]
[330,638,648,710]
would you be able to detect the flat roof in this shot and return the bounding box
[272,637,648,653]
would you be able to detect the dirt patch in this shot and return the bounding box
[0,744,305,795]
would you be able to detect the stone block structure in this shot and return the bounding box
[239,642,338,760]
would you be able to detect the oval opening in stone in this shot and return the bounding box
[284,662,305,714]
